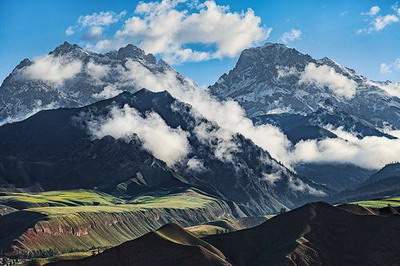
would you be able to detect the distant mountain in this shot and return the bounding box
[0,42,178,123]
[0,89,326,215]
[209,43,400,191]
[209,42,400,132]
[365,162,400,184]
[54,202,400,266]
[333,163,400,202]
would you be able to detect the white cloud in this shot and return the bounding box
[279,29,302,44]
[358,13,399,33]
[373,14,399,31]
[380,62,392,74]
[186,158,206,172]
[290,126,400,170]
[78,11,127,27]
[194,122,239,162]
[372,81,400,98]
[379,58,400,75]
[93,85,123,99]
[85,26,104,40]
[91,0,270,63]
[88,104,190,166]
[86,60,110,81]
[361,6,380,16]
[299,63,357,99]
[66,11,126,39]
[101,60,399,175]
[65,26,75,36]
[22,54,82,85]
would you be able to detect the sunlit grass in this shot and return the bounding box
[353,197,400,208]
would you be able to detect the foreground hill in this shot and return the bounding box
[53,202,400,266]
[0,89,326,215]
[50,223,231,266]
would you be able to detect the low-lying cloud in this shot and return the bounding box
[291,126,400,170]
[88,104,190,166]
[22,55,82,85]
[299,63,357,99]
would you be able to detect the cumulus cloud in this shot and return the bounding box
[290,126,400,170]
[22,54,82,85]
[299,63,357,99]
[373,14,399,31]
[361,6,380,16]
[358,9,399,34]
[279,29,302,44]
[66,11,126,39]
[86,60,110,81]
[88,104,190,166]
[89,0,270,63]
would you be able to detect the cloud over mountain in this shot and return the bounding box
[299,63,357,99]
[22,55,82,85]
[88,104,191,166]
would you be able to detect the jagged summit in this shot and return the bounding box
[0,42,178,123]
[50,41,86,57]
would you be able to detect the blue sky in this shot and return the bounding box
[1,0,400,86]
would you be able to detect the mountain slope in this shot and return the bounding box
[0,89,326,215]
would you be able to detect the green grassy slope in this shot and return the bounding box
[0,190,124,209]
[0,189,236,258]
[352,197,400,208]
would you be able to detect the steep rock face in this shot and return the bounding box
[0,190,236,256]
[0,42,177,123]
[209,43,400,131]
[0,89,327,215]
